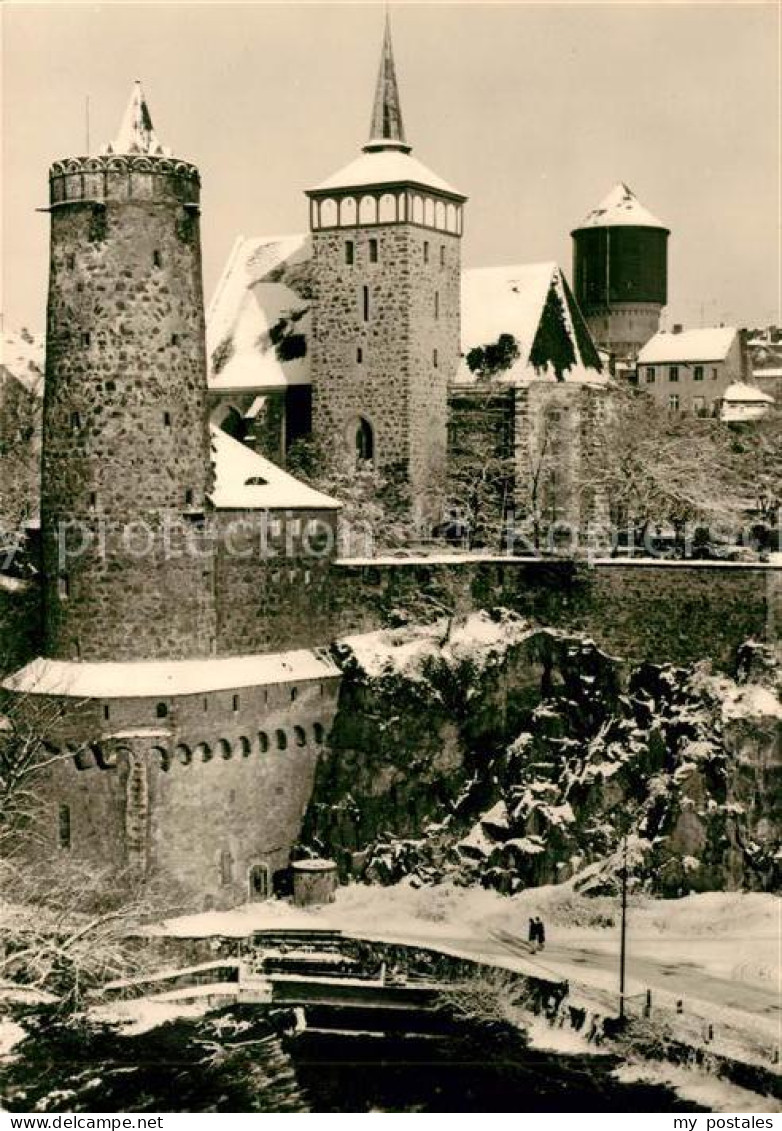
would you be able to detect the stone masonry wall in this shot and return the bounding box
[328,559,774,670]
[17,670,340,908]
[213,508,337,656]
[310,223,459,516]
[41,157,216,662]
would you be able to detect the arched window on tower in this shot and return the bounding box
[320,198,338,227]
[378,193,396,223]
[355,417,374,464]
[359,195,377,225]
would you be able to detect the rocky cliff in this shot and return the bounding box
[300,612,780,894]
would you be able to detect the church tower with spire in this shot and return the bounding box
[42,82,216,661]
[306,17,467,521]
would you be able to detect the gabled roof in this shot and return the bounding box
[207,234,312,391]
[456,263,606,385]
[0,326,44,396]
[638,327,737,364]
[210,423,340,511]
[206,247,604,391]
[573,182,668,232]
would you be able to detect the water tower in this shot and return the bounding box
[571,183,669,363]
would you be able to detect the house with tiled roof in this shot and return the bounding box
[635,325,752,415]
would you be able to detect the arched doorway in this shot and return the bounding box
[248,863,270,901]
[354,416,374,463]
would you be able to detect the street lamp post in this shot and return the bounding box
[619,833,628,1022]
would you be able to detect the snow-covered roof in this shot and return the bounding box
[573,182,668,232]
[721,382,774,404]
[753,367,782,379]
[208,248,603,392]
[309,148,463,198]
[1,326,44,396]
[637,327,737,364]
[210,423,340,510]
[102,81,172,158]
[456,262,605,385]
[2,648,340,699]
[207,234,312,391]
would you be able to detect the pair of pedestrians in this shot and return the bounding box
[528,915,546,950]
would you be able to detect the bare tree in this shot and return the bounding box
[727,415,782,528]
[0,858,165,1009]
[583,387,749,547]
[0,694,85,855]
[446,389,516,550]
[0,368,41,536]
[287,435,419,553]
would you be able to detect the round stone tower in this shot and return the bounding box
[571,182,669,364]
[41,82,217,661]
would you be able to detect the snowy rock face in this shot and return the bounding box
[299,615,780,895]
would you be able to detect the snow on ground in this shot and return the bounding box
[339,610,535,682]
[91,998,214,1036]
[701,676,782,721]
[0,1019,27,1057]
[613,1062,780,1114]
[142,884,780,1081]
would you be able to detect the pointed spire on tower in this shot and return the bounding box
[102,81,171,157]
[365,14,411,153]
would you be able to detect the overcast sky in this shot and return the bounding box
[2,1,779,333]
